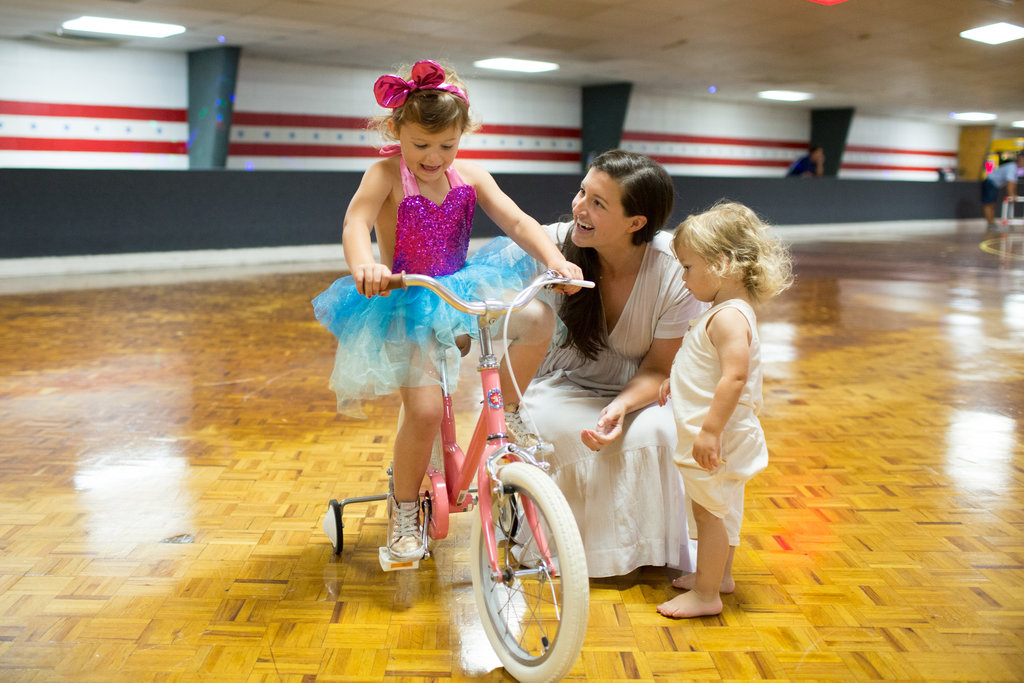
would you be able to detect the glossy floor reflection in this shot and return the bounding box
[0,226,1021,681]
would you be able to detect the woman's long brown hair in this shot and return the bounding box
[558,150,675,360]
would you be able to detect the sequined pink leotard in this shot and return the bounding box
[312,158,538,416]
[393,159,476,276]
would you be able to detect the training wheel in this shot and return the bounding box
[324,499,343,555]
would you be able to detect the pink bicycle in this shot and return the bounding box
[324,269,592,683]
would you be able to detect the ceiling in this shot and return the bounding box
[2,0,1023,127]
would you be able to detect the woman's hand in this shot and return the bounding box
[581,399,626,451]
[352,263,392,298]
[548,258,584,295]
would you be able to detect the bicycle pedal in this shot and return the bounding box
[378,546,422,571]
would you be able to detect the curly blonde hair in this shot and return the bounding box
[372,62,479,141]
[672,201,794,303]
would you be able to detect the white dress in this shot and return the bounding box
[521,222,706,577]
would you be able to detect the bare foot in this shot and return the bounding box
[657,591,722,618]
[671,572,735,594]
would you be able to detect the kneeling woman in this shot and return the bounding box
[522,150,705,577]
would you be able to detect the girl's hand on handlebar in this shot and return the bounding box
[548,258,585,295]
[352,263,392,298]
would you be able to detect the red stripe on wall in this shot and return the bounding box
[231,112,370,129]
[647,154,791,168]
[458,149,579,162]
[480,123,580,138]
[623,131,807,150]
[228,143,379,157]
[0,99,187,122]
[0,137,187,154]
[229,112,579,139]
[841,163,941,172]
[845,145,956,158]
[227,142,578,162]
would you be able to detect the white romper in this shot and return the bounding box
[670,299,767,546]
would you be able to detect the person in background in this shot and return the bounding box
[981,153,1024,232]
[786,145,825,177]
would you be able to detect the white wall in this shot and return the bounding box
[0,40,188,169]
[0,38,962,180]
[623,89,811,177]
[842,115,960,181]
[228,58,581,173]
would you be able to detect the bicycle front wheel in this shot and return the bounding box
[470,461,589,683]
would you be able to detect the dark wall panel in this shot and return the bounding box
[0,169,981,259]
[581,83,633,171]
[1,170,356,258]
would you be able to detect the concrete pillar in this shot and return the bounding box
[187,46,240,169]
[810,107,854,177]
[581,83,633,170]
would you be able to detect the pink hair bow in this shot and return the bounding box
[373,60,468,109]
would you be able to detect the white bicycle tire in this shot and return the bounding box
[470,461,589,682]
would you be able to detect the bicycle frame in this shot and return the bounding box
[324,269,594,680]
[427,306,554,581]
[327,270,592,580]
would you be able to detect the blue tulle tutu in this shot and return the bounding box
[312,237,541,417]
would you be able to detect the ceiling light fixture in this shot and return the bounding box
[959,22,1024,44]
[1011,120,1024,128]
[61,16,186,39]
[950,112,997,121]
[473,58,559,73]
[758,90,813,102]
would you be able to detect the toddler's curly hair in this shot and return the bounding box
[673,201,794,303]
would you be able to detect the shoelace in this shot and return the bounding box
[392,503,419,540]
[505,408,531,439]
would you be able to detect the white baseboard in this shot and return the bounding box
[775,218,984,242]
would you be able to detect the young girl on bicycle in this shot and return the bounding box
[313,60,581,562]
[656,202,792,618]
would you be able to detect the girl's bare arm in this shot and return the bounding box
[342,162,394,297]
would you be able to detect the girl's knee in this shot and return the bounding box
[507,299,555,344]
[400,388,443,428]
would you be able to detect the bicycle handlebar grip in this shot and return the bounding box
[385,272,407,291]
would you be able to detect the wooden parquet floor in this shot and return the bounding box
[1,228,1022,682]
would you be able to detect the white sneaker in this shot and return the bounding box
[387,496,424,562]
[505,404,553,456]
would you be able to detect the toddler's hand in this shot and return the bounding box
[657,379,671,406]
[352,263,392,298]
[692,430,722,471]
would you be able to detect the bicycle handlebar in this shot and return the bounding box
[386,269,595,317]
